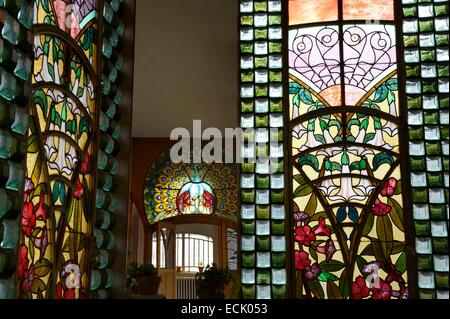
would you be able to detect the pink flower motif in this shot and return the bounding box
[295,225,316,246]
[317,239,337,262]
[35,193,47,221]
[80,153,90,175]
[314,217,331,237]
[380,178,397,197]
[295,251,311,271]
[74,179,84,199]
[352,276,370,299]
[371,199,392,216]
[304,263,321,280]
[18,245,29,279]
[21,201,36,238]
[24,179,34,194]
[22,266,35,293]
[294,211,309,227]
[371,279,392,300]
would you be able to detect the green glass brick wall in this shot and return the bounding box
[401,0,449,299]
[90,0,125,299]
[239,0,287,299]
[0,0,33,299]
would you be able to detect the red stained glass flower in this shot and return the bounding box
[371,199,392,216]
[314,217,331,237]
[305,263,321,280]
[18,245,29,278]
[295,250,311,271]
[80,153,90,175]
[22,266,35,293]
[295,225,316,246]
[21,201,36,238]
[35,193,47,221]
[371,279,392,300]
[380,178,397,197]
[74,179,84,199]
[352,276,370,299]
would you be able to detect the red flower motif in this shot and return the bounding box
[74,179,84,199]
[371,279,392,300]
[18,245,29,278]
[295,251,311,271]
[305,263,321,280]
[380,178,397,197]
[22,266,35,293]
[64,288,76,299]
[314,217,331,237]
[371,199,392,216]
[295,225,316,246]
[56,283,63,299]
[55,283,76,299]
[35,193,47,221]
[21,201,36,237]
[80,153,90,175]
[352,276,370,299]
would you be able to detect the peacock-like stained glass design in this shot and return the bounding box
[289,0,411,299]
[19,0,99,299]
[144,150,238,225]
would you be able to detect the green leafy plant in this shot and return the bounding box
[126,263,159,294]
[195,264,232,299]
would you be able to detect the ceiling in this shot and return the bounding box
[132,0,239,137]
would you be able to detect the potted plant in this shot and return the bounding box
[126,262,161,295]
[195,264,232,299]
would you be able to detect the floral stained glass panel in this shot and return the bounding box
[289,1,410,299]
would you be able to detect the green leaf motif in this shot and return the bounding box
[289,82,301,94]
[327,281,343,299]
[318,272,339,282]
[308,280,325,299]
[305,194,317,216]
[395,251,407,274]
[34,259,52,277]
[372,153,395,171]
[319,260,345,273]
[298,155,320,172]
[299,88,314,105]
[294,184,313,198]
[376,216,394,259]
[31,278,47,295]
[388,198,404,232]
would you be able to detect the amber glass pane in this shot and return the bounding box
[343,0,394,21]
[289,0,338,25]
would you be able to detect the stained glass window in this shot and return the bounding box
[289,0,411,299]
[144,150,238,225]
[19,0,99,299]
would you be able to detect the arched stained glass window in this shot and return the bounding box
[19,0,100,299]
[144,150,239,225]
[289,0,411,299]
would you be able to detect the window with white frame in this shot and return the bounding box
[176,233,214,272]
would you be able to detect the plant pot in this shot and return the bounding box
[195,279,225,299]
[135,275,161,295]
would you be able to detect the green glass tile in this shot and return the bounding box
[412,188,429,202]
[425,141,441,155]
[255,28,268,40]
[430,205,447,220]
[243,221,256,234]
[404,35,419,47]
[415,221,431,236]
[256,144,268,156]
[242,252,256,268]
[271,190,284,203]
[242,190,255,203]
[254,1,267,12]
[242,285,256,299]
[241,100,254,113]
[256,205,270,219]
[407,96,422,109]
[257,270,271,284]
[241,71,254,82]
[270,129,284,142]
[241,43,254,54]
[271,160,284,174]
[435,273,449,289]
[256,236,271,251]
[417,255,433,270]
[406,65,421,77]
[256,175,270,188]
[271,253,285,268]
[420,49,436,62]
[410,157,426,171]
[242,130,255,142]
[441,127,449,140]
[419,19,434,32]
[437,64,449,77]
[409,127,424,140]
[432,238,449,254]
[254,57,268,68]
[241,15,254,26]
[434,5,449,17]
[268,42,282,53]
[427,173,444,187]
[403,6,417,17]
[440,96,449,109]
[269,71,282,82]
[422,80,437,93]
[255,114,268,127]
[424,111,439,125]
[272,285,286,299]
[435,34,449,46]
[271,221,285,235]
[270,99,283,112]
[443,158,449,171]
[419,289,436,299]
[255,85,268,97]
[268,15,282,26]
[242,162,255,173]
